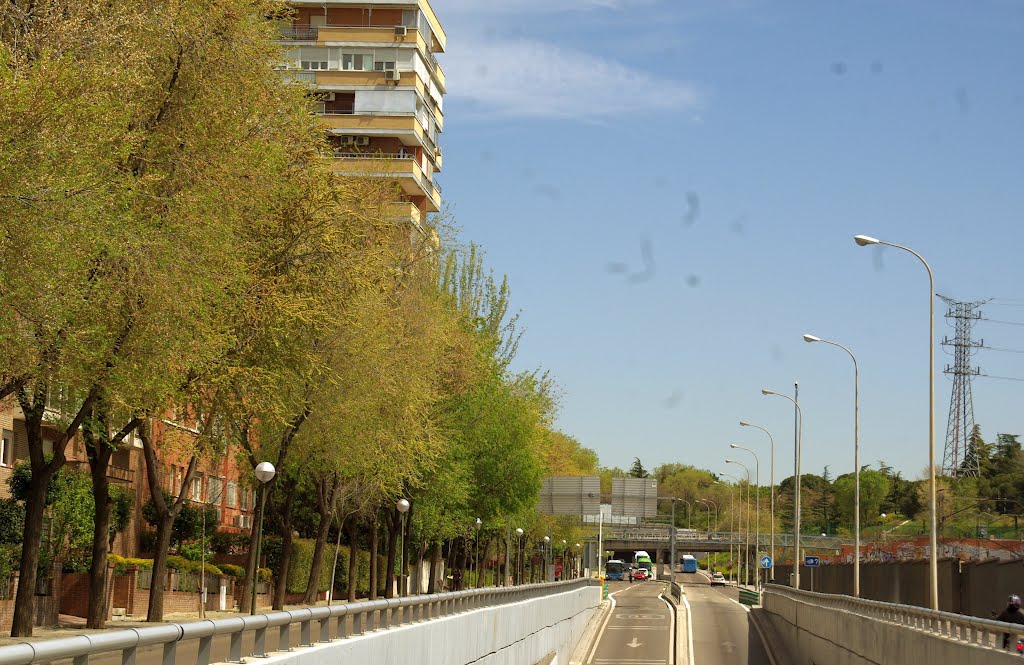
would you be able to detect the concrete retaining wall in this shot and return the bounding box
[760,587,1021,664]
[256,584,601,665]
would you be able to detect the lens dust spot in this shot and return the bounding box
[830,62,847,76]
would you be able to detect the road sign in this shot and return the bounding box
[804,555,820,567]
[760,555,772,569]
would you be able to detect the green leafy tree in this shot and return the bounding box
[834,469,892,528]
[629,458,649,478]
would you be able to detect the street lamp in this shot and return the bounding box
[543,536,551,582]
[763,387,804,590]
[854,234,938,610]
[803,332,862,597]
[397,499,410,595]
[475,518,482,588]
[715,480,736,585]
[251,461,276,615]
[725,459,751,587]
[575,543,582,579]
[731,443,761,590]
[515,528,524,585]
[741,421,775,581]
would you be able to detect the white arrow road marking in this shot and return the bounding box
[627,637,643,648]
[722,640,736,653]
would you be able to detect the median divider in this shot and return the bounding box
[739,588,761,607]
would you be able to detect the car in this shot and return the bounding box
[710,572,726,586]
[633,567,649,581]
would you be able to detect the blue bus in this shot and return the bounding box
[605,559,626,581]
[681,555,698,573]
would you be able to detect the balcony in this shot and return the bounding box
[67,460,134,483]
[318,110,426,143]
[329,152,441,212]
[277,24,426,51]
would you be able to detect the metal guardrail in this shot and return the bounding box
[0,578,597,665]
[764,583,1024,651]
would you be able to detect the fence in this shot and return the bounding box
[764,584,1024,654]
[0,577,598,665]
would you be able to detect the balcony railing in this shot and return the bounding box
[277,24,418,40]
[278,26,318,40]
[318,110,416,117]
[332,151,416,161]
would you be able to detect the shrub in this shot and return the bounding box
[166,555,222,576]
[219,563,245,577]
[124,558,154,570]
[0,498,25,544]
[0,543,21,584]
[285,538,333,594]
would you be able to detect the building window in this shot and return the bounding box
[374,60,396,72]
[342,53,374,71]
[226,480,239,508]
[191,474,203,502]
[208,476,223,505]
[0,430,12,467]
[241,487,251,511]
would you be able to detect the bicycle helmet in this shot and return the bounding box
[1009,594,1021,609]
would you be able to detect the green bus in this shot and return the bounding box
[634,550,653,575]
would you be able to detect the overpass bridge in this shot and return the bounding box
[591,525,852,562]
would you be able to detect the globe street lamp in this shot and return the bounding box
[803,332,862,597]
[854,234,938,610]
[763,387,804,590]
[396,499,410,595]
[251,461,276,615]
[741,421,775,581]
[515,528,524,585]
[731,443,761,588]
[475,517,482,588]
[540,532,548,582]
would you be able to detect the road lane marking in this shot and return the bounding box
[657,593,676,665]
[682,593,694,665]
[585,584,641,664]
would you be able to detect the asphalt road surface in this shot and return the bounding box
[585,580,675,665]
[682,572,771,665]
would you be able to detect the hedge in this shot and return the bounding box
[0,543,21,583]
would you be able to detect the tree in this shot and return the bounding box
[629,458,649,478]
[834,469,891,528]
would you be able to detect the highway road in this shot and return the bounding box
[584,580,675,665]
[682,572,771,665]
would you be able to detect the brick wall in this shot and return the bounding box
[0,562,61,633]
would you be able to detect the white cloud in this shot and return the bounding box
[444,38,703,120]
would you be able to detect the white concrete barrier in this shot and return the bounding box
[761,585,1023,664]
[253,584,601,665]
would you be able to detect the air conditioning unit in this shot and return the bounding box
[385,69,400,82]
[394,25,408,37]
[232,515,242,527]
[324,92,336,101]
[353,136,370,146]
[340,136,356,146]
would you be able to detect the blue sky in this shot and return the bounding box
[431,0,1024,482]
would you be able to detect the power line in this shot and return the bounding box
[980,318,1024,327]
[979,374,1024,383]
[981,346,1024,355]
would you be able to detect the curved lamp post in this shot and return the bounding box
[725,459,751,587]
[731,443,761,589]
[854,234,937,610]
[763,388,804,590]
[397,499,410,595]
[695,499,713,573]
[251,461,276,615]
[715,479,736,584]
[741,421,775,580]
[803,332,862,597]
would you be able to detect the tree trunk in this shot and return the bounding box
[302,474,338,605]
[368,513,378,600]
[345,516,358,602]
[86,462,112,628]
[239,493,262,614]
[147,513,174,622]
[139,422,198,623]
[272,480,297,611]
[427,541,440,594]
[11,386,94,637]
[11,464,52,636]
[384,508,399,598]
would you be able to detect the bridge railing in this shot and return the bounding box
[596,529,851,550]
[0,578,598,665]
[764,583,1024,651]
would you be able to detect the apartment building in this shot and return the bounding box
[277,0,447,229]
[0,402,257,558]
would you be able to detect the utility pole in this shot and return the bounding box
[937,295,988,477]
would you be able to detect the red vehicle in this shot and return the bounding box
[633,567,649,581]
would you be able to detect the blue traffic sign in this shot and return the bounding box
[760,555,772,569]
[804,555,820,567]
